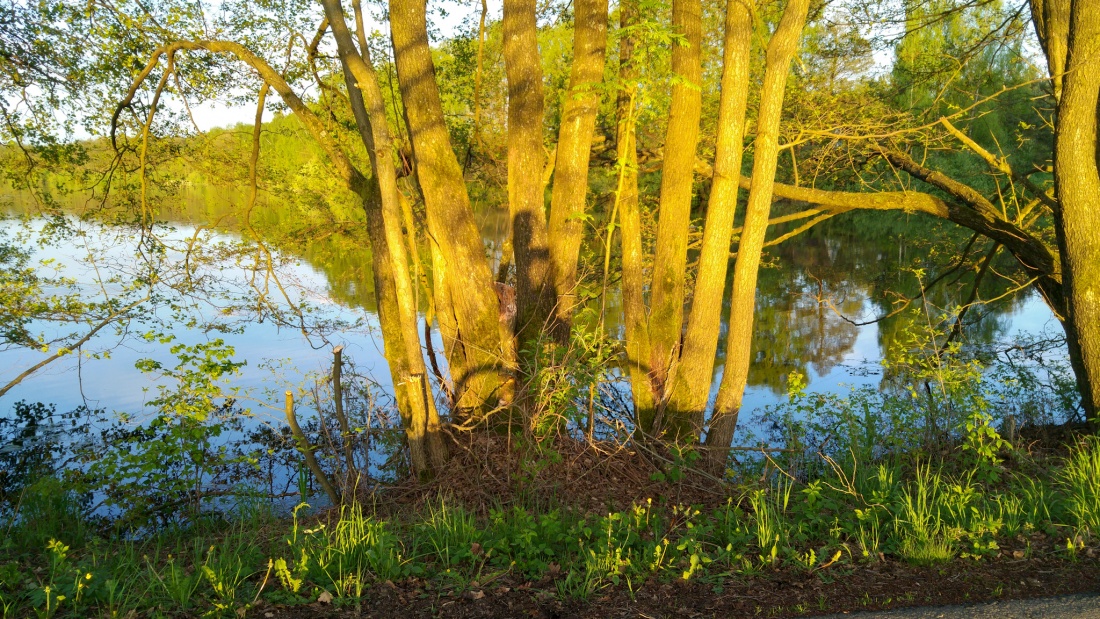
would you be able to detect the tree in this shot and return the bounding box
[703,0,812,457]
[613,0,814,446]
[547,0,610,336]
[1046,0,1100,419]
[389,0,511,421]
[662,0,752,437]
[502,0,554,355]
[321,0,448,474]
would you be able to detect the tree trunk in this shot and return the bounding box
[648,0,703,428]
[707,0,812,457]
[547,0,610,337]
[614,0,657,431]
[323,0,448,475]
[664,0,753,434]
[1053,0,1100,420]
[502,0,554,357]
[389,0,509,417]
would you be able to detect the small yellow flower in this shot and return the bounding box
[85,573,93,580]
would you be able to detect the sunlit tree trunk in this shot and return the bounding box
[389,0,509,417]
[547,0,609,337]
[323,0,449,475]
[614,0,657,431]
[648,0,703,433]
[502,0,554,356]
[1053,0,1100,420]
[664,0,753,435]
[707,0,812,456]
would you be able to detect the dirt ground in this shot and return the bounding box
[248,552,1100,618]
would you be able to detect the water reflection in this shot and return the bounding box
[1,191,1055,421]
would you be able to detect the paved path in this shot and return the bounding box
[817,593,1100,618]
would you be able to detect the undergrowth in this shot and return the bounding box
[2,435,1099,618]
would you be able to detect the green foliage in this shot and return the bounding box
[277,501,407,601]
[147,550,204,610]
[520,318,618,439]
[415,499,481,570]
[891,465,956,565]
[484,505,572,579]
[756,303,1062,478]
[78,337,253,527]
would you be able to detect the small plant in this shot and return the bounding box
[199,545,248,613]
[893,465,956,566]
[416,499,480,569]
[750,481,792,567]
[959,408,1009,484]
[273,555,306,594]
[1064,536,1084,561]
[147,553,203,609]
[30,585,62,619]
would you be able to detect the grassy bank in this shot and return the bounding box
[2,433,1099,618]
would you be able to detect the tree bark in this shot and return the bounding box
[1029,0,1071,101]
[547,0,609,337]
[503,0,554,355]
[389,0,509,417]
[1053,0,1100,419]
[664,0,752,434]
[707,0,811,456]
[648,0,703,418]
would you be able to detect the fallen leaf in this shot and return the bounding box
[317,591,333,604]
[466,589,486,600]
[1012,550,1026,559]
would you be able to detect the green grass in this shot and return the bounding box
[1060,436,1100,535]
